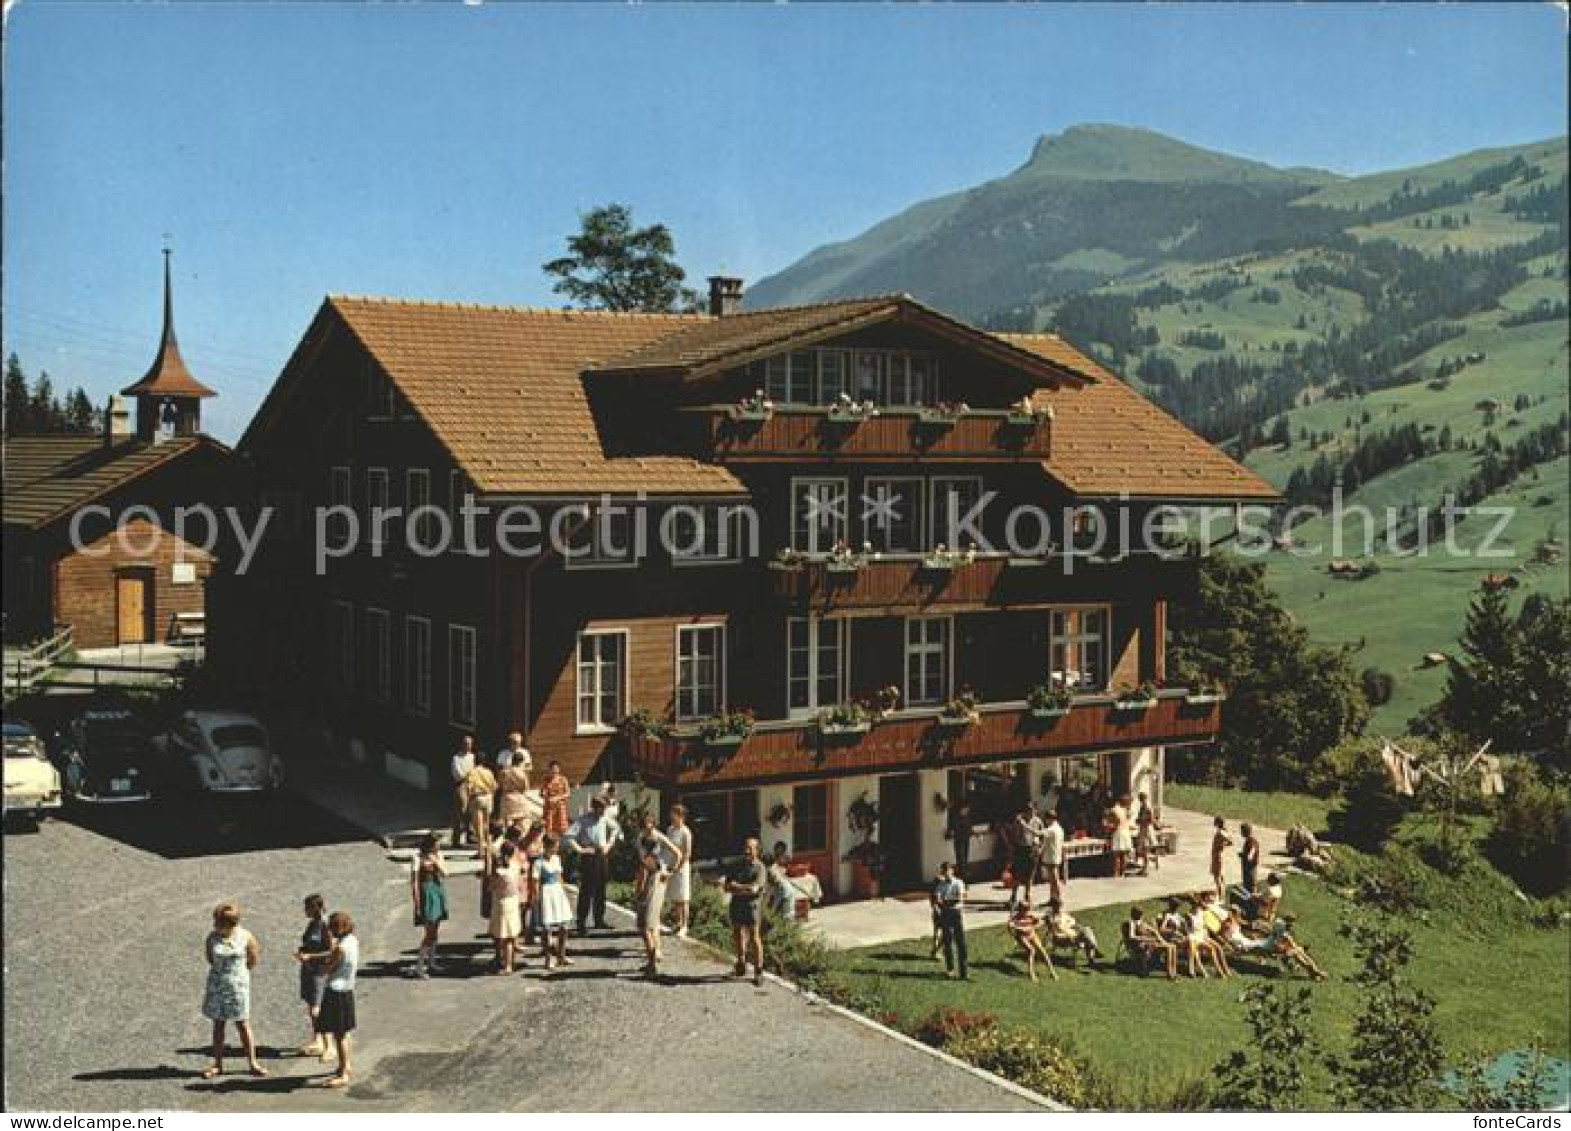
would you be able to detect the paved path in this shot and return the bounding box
[3,764,1038,1112]
[811,808,1289,949]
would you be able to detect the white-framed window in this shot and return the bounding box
[406,468,433,551]
[576,629,627,733]
[790,478,848,554]
[364,607,391,702]
[366,468,390,553]
[1049,607,1109,691]
[565,504,638,569]
[863,477,924,553]
[330,600,354,692]
[448,624,477,727]
[787,616,848,717]
[676,623,726,722]
[405,615,431,717]
[668,504,749,565]
[817,349,850,403]
[853,351,884,402]
[905,615,952,706]
[887,353,933,405]
[928,475,984,550]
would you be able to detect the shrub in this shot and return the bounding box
[1360,667,1396,707]
[1306,737,1369,798]
[1328,748,1406,850]
[1486,764,1571,896]
[943,1025,1115,1110]
[913,1005,999,1049]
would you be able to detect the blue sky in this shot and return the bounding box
[3,2,1566,440]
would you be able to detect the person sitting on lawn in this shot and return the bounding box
[1219,910,1327,981]
[1045,898,1103,967]
[1256,872,1284,924]
[1158,896,1187,943]
[1182,896,1232,980]
[1006,904,1058,983]
[1120,906,1178,980]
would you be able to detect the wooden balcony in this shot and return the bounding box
[702,406,1051,463]
[769,551,1199,613]
[626,690,1220,788]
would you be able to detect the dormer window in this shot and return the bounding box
[751,349,939,407]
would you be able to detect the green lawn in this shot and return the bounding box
[1163,782,1334,833]
[835,841,1570,1108]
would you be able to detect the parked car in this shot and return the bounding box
[4,718,63,819]
[157,709,284,795]
[55,702,157,804]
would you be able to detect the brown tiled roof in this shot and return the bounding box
[594,294,1096,385]
[326,297,745,496]
[1003,333,1279,500]
[2,435,213,528]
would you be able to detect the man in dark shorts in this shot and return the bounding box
[1007,804,1044,911]
[724,836,767,986]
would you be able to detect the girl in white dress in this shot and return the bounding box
[663,804,694,938]
[1109,796,1134,878]
[530,835,574,970]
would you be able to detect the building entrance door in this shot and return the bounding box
[115,571,153,645]
[879,772,922,891]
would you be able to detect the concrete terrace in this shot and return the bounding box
[808,807,1288,949]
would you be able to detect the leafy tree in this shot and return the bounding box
[1328,744,1406,850]
[543,203,696,312]
[1329,915,1443,1110]
[1212,983,1321,1110]
[1451,1044,1556,1110]
[1168,555,1370,789]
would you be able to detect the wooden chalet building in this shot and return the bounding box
[3,255,231,650]
[222,279,1275,896]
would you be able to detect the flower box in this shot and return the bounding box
[826,407,874,426]
[1114,696,1157,712]
[1007,556,1049,568]
[916,408,961,428]
[921,555,960,571]
[935,711,979,728]
[819,721,872,737]
[701,732,748,750]
[1029,707,1071,720]
[825,559,864,575]
[1183,692,1224,706]
[767,559,804,572]
[727,405,774,423]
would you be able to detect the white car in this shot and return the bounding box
[4,719,63,819]
[158,709,284,795]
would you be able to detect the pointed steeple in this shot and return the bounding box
[120,247,216,401]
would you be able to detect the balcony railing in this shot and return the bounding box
[768,550,1200,611]
[700,405,1051,462]
[626,689,1220,788]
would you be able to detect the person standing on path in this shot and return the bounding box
[530,834,574,970]
[200,902,266,1079]
[410,834,449,978]
[461,758,498,851]
[570,794,619,933]
[1239,823,1261,896]
[315,911,359,1089]
[1109,794,1133,878]
[634,816,679,977]
[725,836,768,986]
[487,840,524,973]
[1006,804,1044,910]
[495,732,532,787]
[540,760,571,839]
[450,735,477,847]
[932,860,968,980]
[1134,792,1159,876]
[663,804,694,938]
[293,894,332,1060]
[1210,816,1233,901]
[496,756,534,830]
[1040,809,1066,902]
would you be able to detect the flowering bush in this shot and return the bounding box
[697,710,755,744]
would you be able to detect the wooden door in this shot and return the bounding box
[116,573,151,644]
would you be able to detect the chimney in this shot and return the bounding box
[104,395,133,446]
[707,276,744,317]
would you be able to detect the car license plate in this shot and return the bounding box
[112,778,131,793]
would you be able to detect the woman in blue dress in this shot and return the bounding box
[409,833,448,978]
[530,834,574,970]
[201,902,266,1078]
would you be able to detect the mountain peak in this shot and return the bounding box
[1021,123,1333,186]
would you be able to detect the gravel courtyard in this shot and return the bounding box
[2,792,1038,1112]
